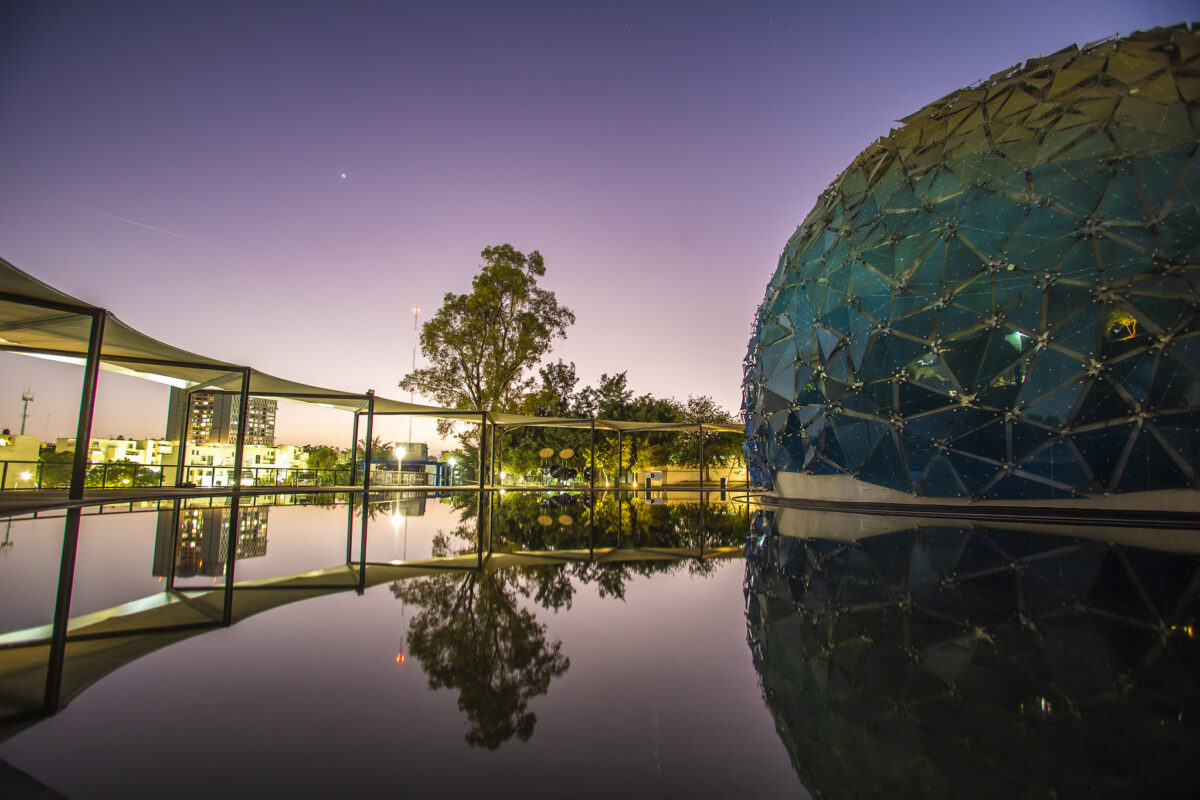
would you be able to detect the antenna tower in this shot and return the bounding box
[19,388,34,435]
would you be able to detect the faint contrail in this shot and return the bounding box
[79,206,213,246]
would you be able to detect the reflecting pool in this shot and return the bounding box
[1,491,1197,798]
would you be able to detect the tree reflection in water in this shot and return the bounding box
[392,568,569,749]
[389,492,741,748]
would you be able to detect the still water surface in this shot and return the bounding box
[0,491,1197,798]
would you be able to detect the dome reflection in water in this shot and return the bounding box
[744,510,1200,798]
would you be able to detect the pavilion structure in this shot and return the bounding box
[1,256,740,502]
[0,255,742,714]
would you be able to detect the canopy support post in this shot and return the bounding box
[358,391,374,593]
[478,413,487,493]
[68,310,105,500]
[45,310,105,711]
[361,391,375,496]
[350,411,361,486]
[617,429,623,488]
[174,390,193,488]
[489,422,497,487]
[231,368,251,489]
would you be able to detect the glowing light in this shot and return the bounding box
[447,457,457,467]
[395,653,405,664]
[19,471,31,481]
[391,511,404,529]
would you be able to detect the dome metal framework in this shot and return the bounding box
[743,24,1200,501]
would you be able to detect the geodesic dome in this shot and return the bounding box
[743,24,1200,502]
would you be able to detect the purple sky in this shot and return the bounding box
[1,0,1192,449]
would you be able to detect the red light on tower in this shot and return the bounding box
[395,653,405,664]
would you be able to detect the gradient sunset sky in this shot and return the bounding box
[1,0,1191,449]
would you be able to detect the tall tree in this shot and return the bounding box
[673,394,741,474]
[400,245,575,433]
[355,436,393,462]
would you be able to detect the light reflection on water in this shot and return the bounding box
[0,491,1197,797]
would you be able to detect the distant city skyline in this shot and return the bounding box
[1,0,1191,448]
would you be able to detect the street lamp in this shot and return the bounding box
[446,456,457,486]
[395,443,406,487]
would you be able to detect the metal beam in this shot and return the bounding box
[496,425,504,486]
[0,342,239,373]
[0,290,101,315]
[231,368,251,489]
[174,389,193,488]
[68,311,106,500]
[350,412,360,486]
[617,429,623,488]
[362,391,375,497]
[478,412,487,494]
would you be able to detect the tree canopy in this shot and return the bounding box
[400,245,574,432]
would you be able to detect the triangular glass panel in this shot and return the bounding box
[1128,147,1190,216]
[1050,301,1101,358]
[1105,354,1154,404]
[897,381,954,417]
[1001,287,1044,333]
[1147,356,1199,412]
[1070,422,1136,489]
[945,450,999,496]
[1113,426,1191,493]
[892,308,939,341]
[948,417,1006,463]
[858,431,913,493]
[918,455,967,496]
[1017,438,1096,493]
[1011,420,1060,461]
[1072,376,1136,427]
[1017,347,1084,412]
